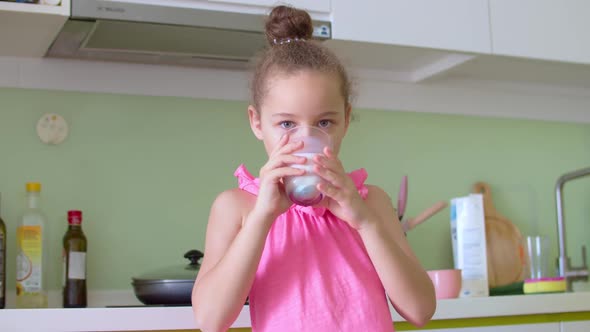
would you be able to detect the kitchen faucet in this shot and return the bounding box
[555,167,589,291]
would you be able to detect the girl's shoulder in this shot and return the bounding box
[364,184,390,199]
[200,188,257,258]
[209,187,257,227]
[363,184,398,220]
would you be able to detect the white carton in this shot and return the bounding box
[450,194,489,297]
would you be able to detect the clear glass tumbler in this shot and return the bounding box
[525,235,550,280]
[283,126,332,207]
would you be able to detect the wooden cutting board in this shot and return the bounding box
[473,182,525,287]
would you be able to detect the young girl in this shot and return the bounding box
[192,6,436,332]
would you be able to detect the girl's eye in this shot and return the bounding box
[280,121,296,129]
[318,120,332,128]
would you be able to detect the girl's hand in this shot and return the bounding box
[253,134,306,224]
[314,148,375,230]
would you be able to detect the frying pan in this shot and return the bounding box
[131,250,202,305]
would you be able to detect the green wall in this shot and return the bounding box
[1,87,589,292]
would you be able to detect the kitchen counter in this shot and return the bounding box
[1,292,590,331]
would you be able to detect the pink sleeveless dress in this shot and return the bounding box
[235,165,394,332]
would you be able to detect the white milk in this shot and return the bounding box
[286,153,322,205]
[291,153,321,186]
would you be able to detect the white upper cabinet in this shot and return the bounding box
[0,1,69,57]
[490,0,590,64]
[331,0,491,54]
[205,0,330,14]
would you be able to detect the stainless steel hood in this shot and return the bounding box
[46,0,332,68]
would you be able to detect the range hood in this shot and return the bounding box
[46,0,332,68]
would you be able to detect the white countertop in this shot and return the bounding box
[1,292,590,332]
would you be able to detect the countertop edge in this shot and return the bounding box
[1,292,589,331]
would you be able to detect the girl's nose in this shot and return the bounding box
[297,125,321,136]
[299,125,313,137]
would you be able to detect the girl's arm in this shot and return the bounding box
[193,137,306,332]
[313,149,436,326]
[359,185,436,327]
[191,189,273,332]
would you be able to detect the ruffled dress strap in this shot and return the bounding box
[234,164,260,195]
[349,168,369,199]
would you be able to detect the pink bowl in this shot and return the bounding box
[427,269,462,299]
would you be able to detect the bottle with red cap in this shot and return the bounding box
[62,210,87,308]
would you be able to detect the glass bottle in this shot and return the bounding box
[0,193,6,309]
[63,210,87,308]
[16,183,48,308]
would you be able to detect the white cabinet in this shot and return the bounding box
[420,322,560,332]
[561,321,590,332]
[489,0,590,64]
[206,0,330,14]
[0,1,69,57]
[331,0,491,54]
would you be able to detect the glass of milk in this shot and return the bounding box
[283,126,332,206]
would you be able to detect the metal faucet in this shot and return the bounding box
[555,167,589,291]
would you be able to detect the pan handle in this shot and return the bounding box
[184,250,204,266]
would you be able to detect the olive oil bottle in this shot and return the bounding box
[0,193,7,309]
[63,210,87,308]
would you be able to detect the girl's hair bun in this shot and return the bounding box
[265,5,313,45]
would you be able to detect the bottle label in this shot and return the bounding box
[16,226,43,294]
[62,249,66,288]
[68,252,86,280]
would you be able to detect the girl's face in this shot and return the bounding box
[248,70,351,156]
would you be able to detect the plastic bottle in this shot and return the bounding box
[16,183,48,308]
